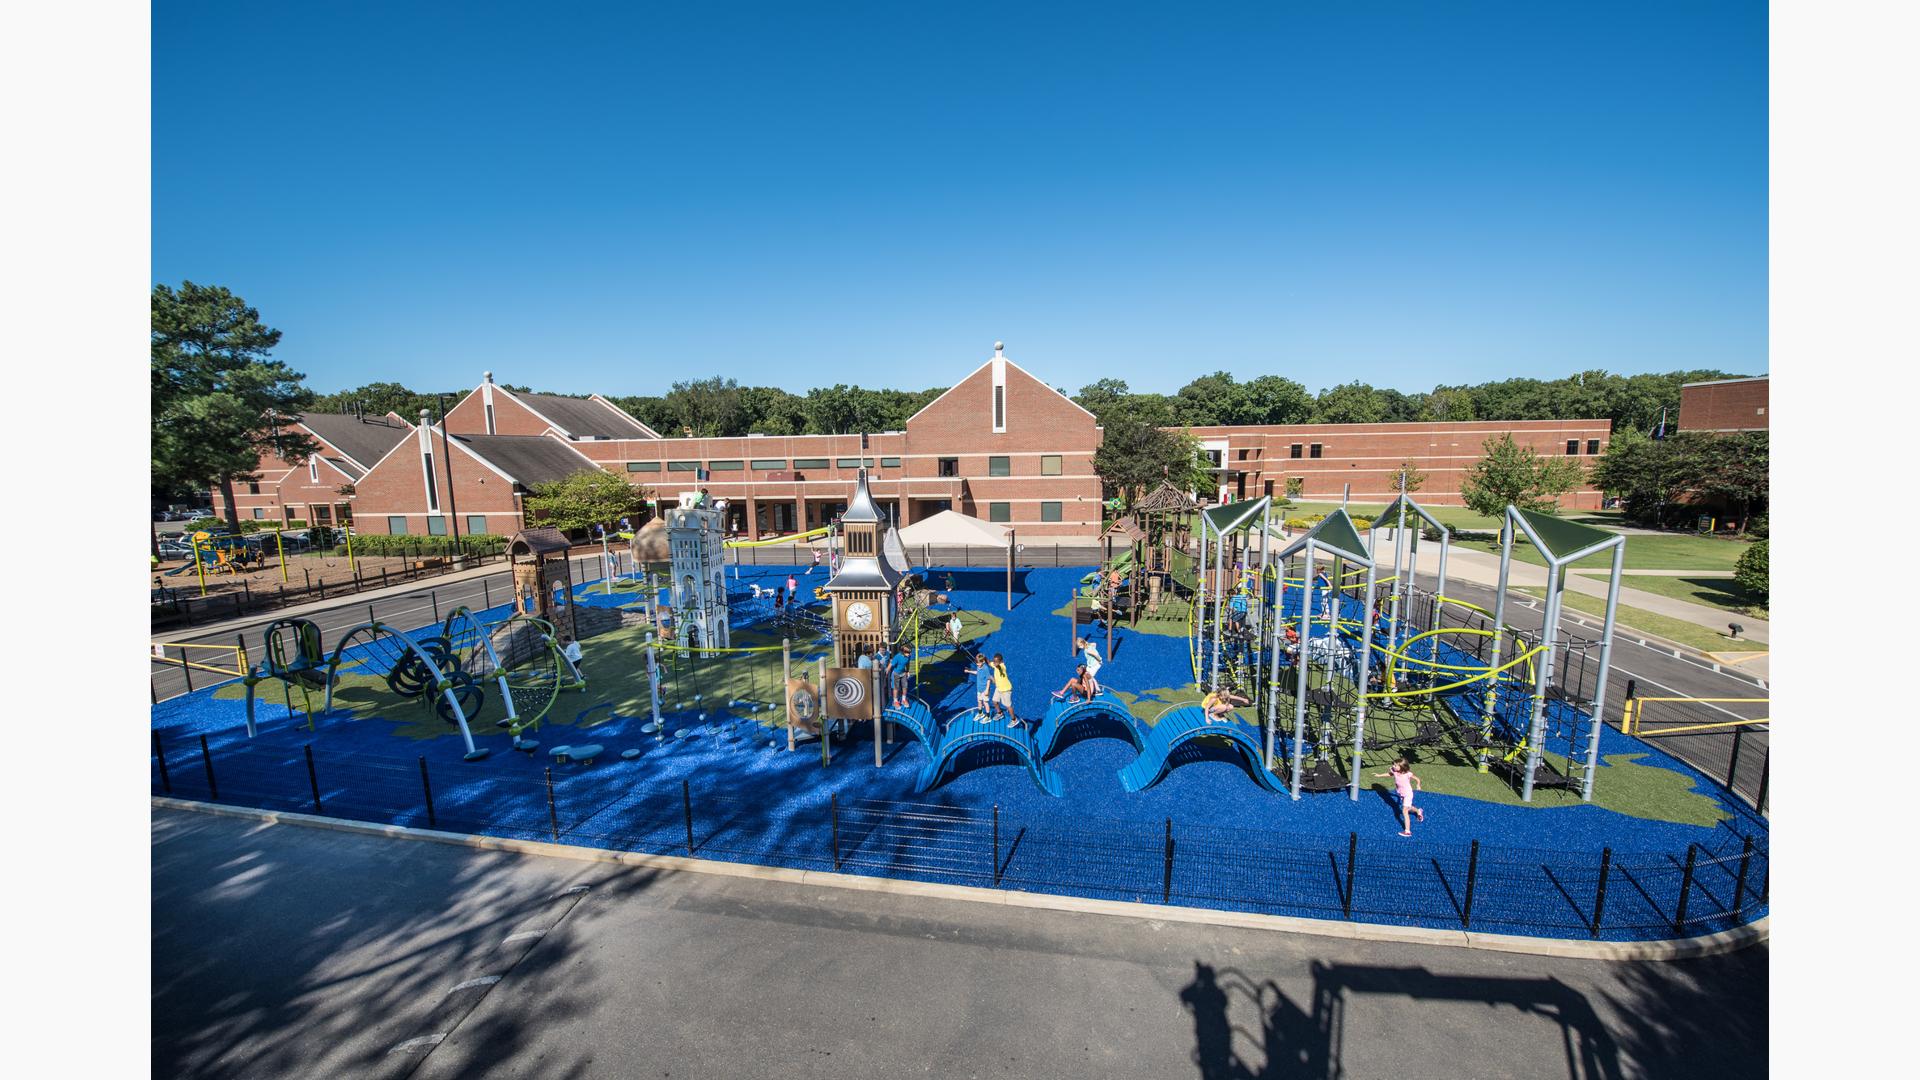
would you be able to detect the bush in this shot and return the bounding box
[1746,514,1768,539]
[322,533,508,558]
[1735,540,1768,601]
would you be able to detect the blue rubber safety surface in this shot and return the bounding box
[151,563,1769,941]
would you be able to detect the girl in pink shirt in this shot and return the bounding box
[1374,758,1426,836]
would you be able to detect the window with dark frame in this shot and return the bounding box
[988,502,1011,522]
[1587,439,1601,454]
[387,516,408,535]
[988,456,1010,477]
[938,457,959,477]
[1040,501,1062,522]
[1041,454,1062,475]
[1309,444,1322,459]
[1566,440,1579,455]
[1290,444,1303,459]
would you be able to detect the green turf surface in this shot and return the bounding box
[1584,571,1769,619]
[1516,586,1763,652]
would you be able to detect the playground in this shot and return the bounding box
[150,495,1768,943]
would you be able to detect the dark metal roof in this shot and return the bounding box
[326,457,365,481]
[509,527,572,557]
[842,468,886,525]
[454,434,597,488]
[294,413,412,469]
[515,392,655,439]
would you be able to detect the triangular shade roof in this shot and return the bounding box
[1273,509,1374,566]
[1201,496,1270,535]
[1511,508,1619,562]
[895,509,1011,548]
[1368,495,1447,533]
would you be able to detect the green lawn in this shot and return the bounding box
[1585,571,1769,620]
[1466,530,1753,572]
[1517,586,1763,653]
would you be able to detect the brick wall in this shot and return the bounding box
[1182,419,1613,509]
[1678,377,1768,432]
[348,427,527,536]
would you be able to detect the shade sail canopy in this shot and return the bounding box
[1201,497,1270,535]
[1272,509,1374,566]
[1511,507,1620,563]
[896,510,1012,548]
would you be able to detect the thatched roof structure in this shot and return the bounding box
[1132,480,1198,514]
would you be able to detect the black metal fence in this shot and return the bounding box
[151,735,1768,943]
[731,542,1105,568]
[151,542,511,630]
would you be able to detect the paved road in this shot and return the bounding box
[151,807,1768,1080]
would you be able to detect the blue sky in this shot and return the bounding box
[152,1,1766,397]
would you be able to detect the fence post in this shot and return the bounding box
[483,578,491,609]
[1725,724,1744,793]
[368,603,377,626]
[683,779,695,855]
[1344,832,1358,920]
[419,756,436,827]
[1755,752,1769,812]
[1673,843,1698,934]
[243,581,252,609]
[1592,847,1612,938]
[1731,835,1755,916]
[279,583,287,608]
[199,734,218,801]
[1162,818,1174,904]
[432,590,440,623]
[304,744,322,812]
[180,653,194,694]
[1462,839,1479,930]
[318,576,326,600]
[992,804,1001,885]
[831,793,841,869]
[545,767,560,840]
[152,732,171,794]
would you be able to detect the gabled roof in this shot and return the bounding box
[1509,507,1621,564]
[1273,509,1374,566]
[505,390,657,439]
[1103,515,1146,545]
[904,343,1097,426]
[1368,495,1447,534]
[293,413,414,470]
[451,434,601,488]
[1133,481,1198,514]
[1201,497,1270,535]
[509,528,572,558]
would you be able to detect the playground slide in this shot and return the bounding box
[1031,690,1147,760]
[1115,705,1287,794]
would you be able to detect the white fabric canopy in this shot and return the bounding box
[896,509,1011,548]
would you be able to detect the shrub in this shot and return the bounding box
[1735,540,1768,601]
[322,533,508,558]
[1746,514,1768,539]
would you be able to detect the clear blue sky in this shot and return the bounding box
[152,1,1766,397]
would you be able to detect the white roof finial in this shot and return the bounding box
[993,340,1005,356]
[483,371,494,383]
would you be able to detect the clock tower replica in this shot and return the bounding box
[822,468,903,718]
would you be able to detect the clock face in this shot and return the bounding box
[845,602,874,630]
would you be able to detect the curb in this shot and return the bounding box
[154,797,1768,962]
[1509,595,1769,690]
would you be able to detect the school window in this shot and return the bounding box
[387,516,409,535]
[1040,501,1062,522]
[252,507,265,519]
[1040,454,1062,476]
[988,455,1010,477]
[988,502,1011,522]
[1289,444,1303,459]
[426,515,449,536]
[938,457,959,477]
[309,459,320,482]
[667,460,699,472]
[707,460,744,471]
[750,459,787,471]
[1309,444,1323,459]
[626,461,661,472]
[247,480,260,494]
[1566,440,1579,455]
[793,458,829,469]
[484,403,496,434]
[993,385,1005,430]
[835,457,875,468]
[1586,439,1601,455]
[881,457,901,468]
[466,515,488,535]
[422,452,438,510]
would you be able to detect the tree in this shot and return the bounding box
[1231,375,1314,425]
[662,377,746,437]
[1074,378,1131,422]
[1459,433,1585,517]
[1734,540,1768,603]
[152,282,317,527]
[1389,459,1427,494]
[1173,371,1239,426]
[1312,381,1388,424]
[523,469,656,532]
[1093,415,1208,504]
[308,381,446,420]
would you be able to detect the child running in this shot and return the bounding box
[1374,758,1426,836]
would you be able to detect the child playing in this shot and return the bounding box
[989,654,1017,726]
[1052,665,1095,704]
[1075,636,1104,695]
[964,651,993,716]
[1200,684,1249,724]
[1374,758,1426,836]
